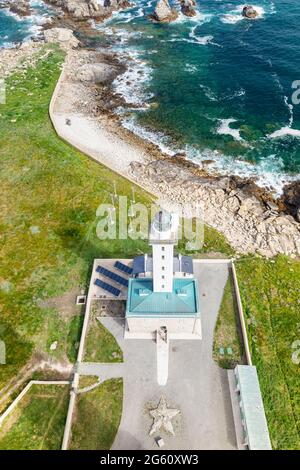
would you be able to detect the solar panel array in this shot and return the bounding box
[94,279,121,297]
[114,261,133,275]
[96,265,129,287]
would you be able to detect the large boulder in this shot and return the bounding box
[76,62,119,84]
[150,0,178,23]
[44,28,80,49]
[180,0,196,17]
[42,0,132,20]
[280,181,300,223]
[242,5,259,19]
[104,0,131,7]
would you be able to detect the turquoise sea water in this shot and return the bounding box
[99,0,300,193]
[0,1,53,47]
[1,1,300,192]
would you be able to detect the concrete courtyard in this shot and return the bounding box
[79,261,237,450]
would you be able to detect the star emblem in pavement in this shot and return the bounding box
[149,396,180,436]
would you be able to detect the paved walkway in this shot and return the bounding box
[92,262,237,450]
[77,362,124,383]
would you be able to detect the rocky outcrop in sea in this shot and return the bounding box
[44,0,131,20]
[242,5,259,19]
[180,0,196,17]
[150,0,178,23]
[0,0,31,16]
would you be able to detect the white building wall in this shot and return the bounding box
[126,317,201,337]
[152,244,174,292]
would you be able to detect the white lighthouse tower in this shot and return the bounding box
[149,210,179,293]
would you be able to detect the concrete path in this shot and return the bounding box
[97,262,237,450]
[77,362,124,383]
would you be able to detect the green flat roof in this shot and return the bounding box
[235,365,272,450]
[126,277,199,318]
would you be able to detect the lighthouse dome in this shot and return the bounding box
[153,210,172,233]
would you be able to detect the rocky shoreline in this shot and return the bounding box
[1,1,300,257]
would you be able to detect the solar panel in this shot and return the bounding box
[94,279,121,297]
[96,266,128,287]
[114,261,133,275]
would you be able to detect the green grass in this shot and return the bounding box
[0,384,69,450]
[70,379,123,450]
[236,255,300,450]
[84,319,123,363]
[213,273,244,368]
[67,314,84,363]
[0,43,232,390]
[78,375,99,389]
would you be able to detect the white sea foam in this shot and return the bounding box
[114,6,144,25]
[113,49,153,107]
[268,96,300,139]
[163,31,220,47]
[122,114,175,156]
[185,63,198,73]
[219,88,246,101]
[270,1,277,14]
[189,27,221,46]
[103,27,142,46]
[183,146,297,195]
[221,5,265,24]
[284,95,294,127]
[121,115,297,195]
[216,118,243,141]
[2,7,23,22]
[199,84,218,102]
[268,127,300,139]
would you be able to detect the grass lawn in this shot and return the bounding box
[0,384,69,450]
[70,379,123,450]
[213,271,244,368]
[237,255,300,450]
[78,375,99,389]
[0,42,232,390]
[84,318,123,363]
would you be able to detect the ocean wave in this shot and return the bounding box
[121,114,297,195]
[268,96,300,139]
[220,88,246,101]
[270,1,277,14]
[113,49,153,107]
[216,118,243,141]
[189,26,221,46]
[284,95,294,127]
[174,11,213,25]
[268,127,300,139]
[113,6,144,25]
[185,146,297,195]
[104,27,143,45]
[199,84,218,102]
[1,2,54,45]
[221,5,265,24]
[1,7,23,22]
[122,114,175,155]
[185,63,198,73]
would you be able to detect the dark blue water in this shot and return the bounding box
[101,0,300,193]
